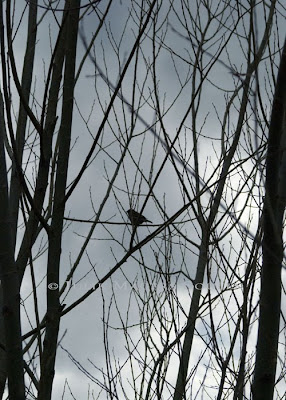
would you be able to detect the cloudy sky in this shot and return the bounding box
[3,0,286,398]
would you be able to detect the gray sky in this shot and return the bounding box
[4,0,286,398]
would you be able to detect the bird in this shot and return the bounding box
[127,209,152,226]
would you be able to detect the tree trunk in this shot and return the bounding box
[252,37,286,400]
[37,1,80,398]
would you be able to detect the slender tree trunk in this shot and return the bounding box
[0,72,25,400]
[174,64,252,400]
[173,235,208,400]
[0,93,7,400]
[37,1,80,398]
[252,37,286,400]
[0,3,38,395]
[0,181,25,397]
[9,0,38,251]
[0,1,26,397]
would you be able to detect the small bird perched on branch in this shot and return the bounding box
[127,209,152,226]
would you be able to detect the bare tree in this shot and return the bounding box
[0,0,285,399]
[252,36,286,400]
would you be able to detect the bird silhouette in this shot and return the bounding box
[127,209,152,226]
